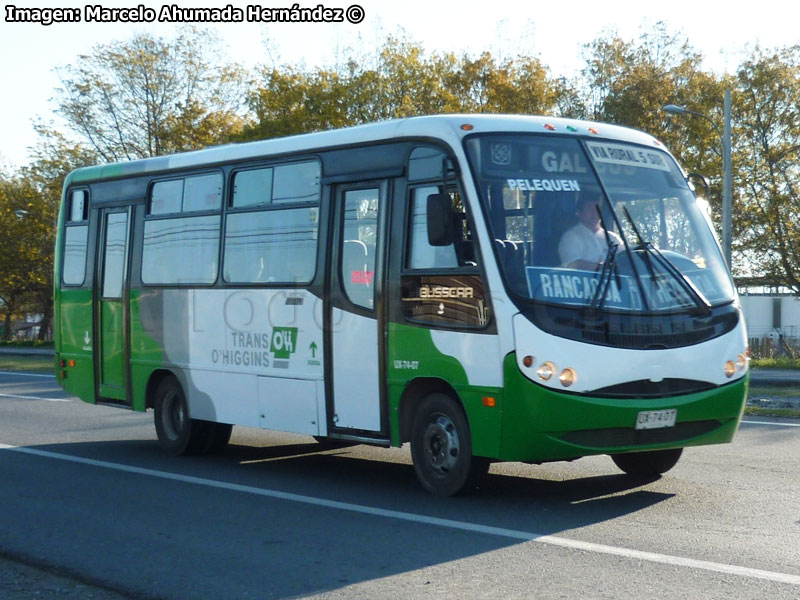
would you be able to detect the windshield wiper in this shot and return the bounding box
[621,206,712,316]
[589,205,620,311]
[621,206,660,284]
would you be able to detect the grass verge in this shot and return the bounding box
[0,340,54,348]
[746,384,800,418]
[0,356,54,373]
[750,357,800,370]
[744,406,800,419]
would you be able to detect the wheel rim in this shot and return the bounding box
[422,413,460,476]
[161,390,185,441]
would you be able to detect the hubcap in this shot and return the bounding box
[422,414,460,476]
[162,390,185,441]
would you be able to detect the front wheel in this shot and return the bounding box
[610,448,683,476]
[410,394,489,496]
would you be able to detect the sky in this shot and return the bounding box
[1,0,798,170]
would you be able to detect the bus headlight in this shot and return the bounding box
[736,353,747,371]
[559,368,577,387]
[537,361,555,381]
[724,361,736,378]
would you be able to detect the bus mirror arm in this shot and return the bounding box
[427,193,455,246]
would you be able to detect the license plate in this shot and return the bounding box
[635,409,677,430]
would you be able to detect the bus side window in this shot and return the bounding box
[341,188,379,309]
[142,173,223,285]
[62,189,89,286]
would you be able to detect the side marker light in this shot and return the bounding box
[523,355,534,368]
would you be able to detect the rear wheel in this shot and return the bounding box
[153,377,212,455]
[410,393,489,496]
[610,448,683,476]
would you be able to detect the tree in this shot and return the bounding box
[581,24,725,166]
[55,27,248,162]
[0,176,48,340]
[0,126,95,340]
[580,25,733,251]
[448,52,562,115]
[733,45,800,291]
[580,27,800,290]
[240,35,570,142]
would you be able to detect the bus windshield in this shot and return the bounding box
[465,135,735,313]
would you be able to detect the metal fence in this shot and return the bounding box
[748,336,800,359]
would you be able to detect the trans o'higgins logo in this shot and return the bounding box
[209,326,300,370]
[419,285,474,299]
[270,327,298,359]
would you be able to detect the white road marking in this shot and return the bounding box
[741,419,800,428]
[0,392,71,402]
[0,371,56,378]
[1,443,798,587]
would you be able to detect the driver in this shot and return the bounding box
[558,196,622,271]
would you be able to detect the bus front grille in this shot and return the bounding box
[559,420,722,448]
[588,378,716,398]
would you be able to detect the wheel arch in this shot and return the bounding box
[145,368,180,410]
[398,377,466,445]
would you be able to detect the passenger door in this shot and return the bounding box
[328,182,388,433]
[95,207,131,403]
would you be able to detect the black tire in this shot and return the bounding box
[410,393,490,497]
[610,448,683,476]
[153,377,212,456]
[204,422,233,454]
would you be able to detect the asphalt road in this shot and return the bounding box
[1,370,799,599]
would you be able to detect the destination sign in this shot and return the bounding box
[585,142,672,172]
[525,266,720,311]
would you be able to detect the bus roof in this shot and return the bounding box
[65,114,665,186]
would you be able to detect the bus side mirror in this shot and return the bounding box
[426,193,454,246]
[688,172,711,201]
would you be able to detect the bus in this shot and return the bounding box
[54,115,749,496]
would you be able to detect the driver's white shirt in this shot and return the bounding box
[558,223,622,267]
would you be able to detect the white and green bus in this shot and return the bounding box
[54,115,749,495]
